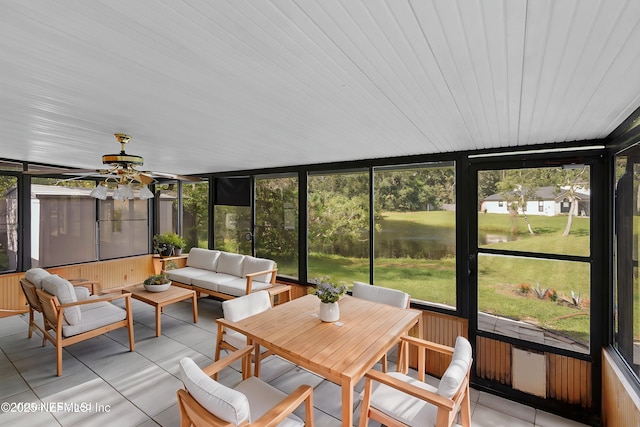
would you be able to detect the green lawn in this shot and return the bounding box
[305,211,592,346]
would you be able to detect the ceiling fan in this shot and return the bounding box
[25,133,201,183]
[25,133,201,200]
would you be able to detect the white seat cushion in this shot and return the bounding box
[25,268,51,289]
[218,278,272,297]
[191,272,237,291]
[167,267,212,285]
[352,281,409,308]
[62,301,126,337]
[367,371,439,427]
[179,357,251,425]
[186,248,221,270]
[42,275,81,325]
[242,256,275,284]
[216,252,245,277]
[73,286,91,300]
[234,376,304,427]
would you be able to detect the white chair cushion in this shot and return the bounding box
[436,359,468,399]
[242,256,275,283]
[222,290,272,322]
[62,302,126,337]
[436,336,472,398]
[191,272,238,291]
[217,252,245,277]
[73,286,91,300]
[234,376,304,427]
[186,248,221,270]
[25,268,51,289]
[367,371,439,427]
[179,357,251,425]
[352,281,410,308]
[42,275,81,325]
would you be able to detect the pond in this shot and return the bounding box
[373,219,517,260]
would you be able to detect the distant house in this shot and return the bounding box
[480,186,590,217]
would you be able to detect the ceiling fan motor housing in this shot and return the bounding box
[103,133,144,167]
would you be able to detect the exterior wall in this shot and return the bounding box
[481,200,556,216]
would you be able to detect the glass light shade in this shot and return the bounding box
[120,184,134,200]
[89,183,108,200]
[139,184,154,200]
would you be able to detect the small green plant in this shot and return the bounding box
[533,282,549,299]
[164,260,178,270]
[518,283,531,294]
[546,288,558,302]
[144,273,170,286]
[154,232,186,250]
[571,290,581,306]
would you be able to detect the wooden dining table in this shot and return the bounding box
[216,294,422,426]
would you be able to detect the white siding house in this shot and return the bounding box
[480,186,590,217]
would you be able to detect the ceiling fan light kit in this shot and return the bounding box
[91,133,154,200]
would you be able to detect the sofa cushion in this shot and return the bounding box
[218,278,272,297]
[191,272,237,292]
[43,275,81,326]
[186,248,221,271]
[167,267,212,285]
[25,268,51,289]
[73,286,91,300]
[242,257,275,284]
[179,357,250,425]
[62,301,127,337]
[216,252,245,277]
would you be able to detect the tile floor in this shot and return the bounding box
[0,297,591,426]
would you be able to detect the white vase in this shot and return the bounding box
[319,301,339,322]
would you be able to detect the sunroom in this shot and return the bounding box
[1,1,639,426]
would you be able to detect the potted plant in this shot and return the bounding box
[153,233,185,257]
[312,276,347,322]
[143,273,171,292]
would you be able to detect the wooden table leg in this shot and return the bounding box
[191,291,198,324]
[155,304,162,337]
[342,380,354,427]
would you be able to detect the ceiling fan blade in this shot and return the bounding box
[24,168,101,176]
[150,172,203,182]
[136,173,155,185]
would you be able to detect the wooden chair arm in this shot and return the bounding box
[244,268,278,294]
[364,369,455,412]
[202,345,254,377]
[68,279,99,294]
[400,335,455,356]
[251,384,314,427]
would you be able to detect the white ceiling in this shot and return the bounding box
[2,0,640,176]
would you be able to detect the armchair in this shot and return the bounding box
[178,345,314,426]
[359,336,472,427]
[20,268,99,341]
[35,274,134,376]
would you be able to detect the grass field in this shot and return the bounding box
[304,210,592,346]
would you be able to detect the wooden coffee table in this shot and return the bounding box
[123,283,198,336]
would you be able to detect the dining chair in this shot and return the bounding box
[358,335,472,427]
[178,345,314,426]
[215,290,273,378]
[352,281,410,372]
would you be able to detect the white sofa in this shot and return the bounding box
[166,248,280,301]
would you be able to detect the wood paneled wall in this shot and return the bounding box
[474,335,592,408]
[547,353,591,408]
[602,348,640,427]
[476,336,512,385]
[0,255,155,315]
[412,311,468,377]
